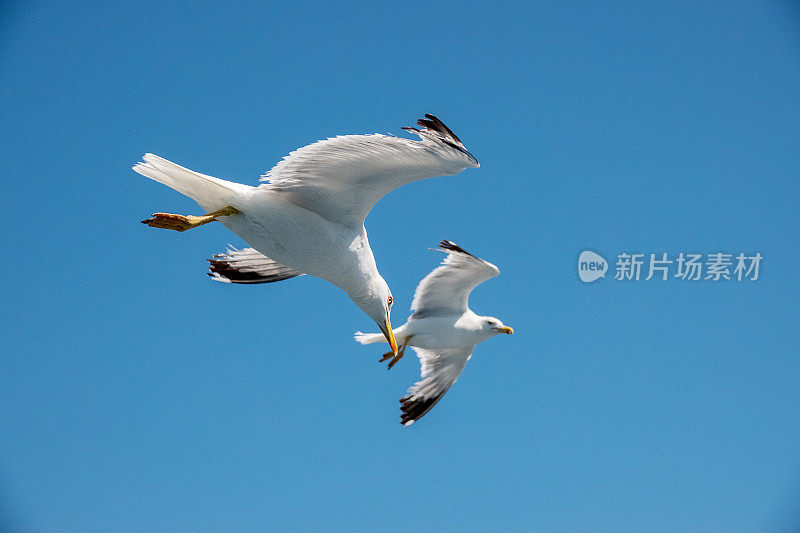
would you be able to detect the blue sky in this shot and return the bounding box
[1,1,799,531]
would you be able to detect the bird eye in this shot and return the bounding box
[387,295,393,306]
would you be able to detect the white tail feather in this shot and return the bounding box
[133,153,251,211]
[354,331,385,345]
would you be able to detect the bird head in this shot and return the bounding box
[353,277,398,356]
[482,317,514,338]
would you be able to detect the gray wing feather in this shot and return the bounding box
[410,241,499,317]
[208,246,305,284]
[259,115,475,227]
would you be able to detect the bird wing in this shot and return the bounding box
[400,346,473,426]
[410,240,500,317]
[259,114,477,227]
[207,246,305,284]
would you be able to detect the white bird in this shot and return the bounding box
[355,240,514,426]
[133,115,479,355]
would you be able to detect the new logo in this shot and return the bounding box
[578,251,607,283]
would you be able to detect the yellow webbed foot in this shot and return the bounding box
[381,335,413,370]
[141,206,240,232]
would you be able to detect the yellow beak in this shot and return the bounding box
[379,313,398,355]
[497,326,514,335]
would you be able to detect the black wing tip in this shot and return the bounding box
[421,114,446,130]
[399,394,444,426]
[407,113,463,145]
[207,258,299,284]
[428,114,462,144]
[437,240,477,258]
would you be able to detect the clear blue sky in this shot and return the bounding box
[1,2,799,531]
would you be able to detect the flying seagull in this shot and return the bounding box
[133,115,478,355]
[355,240,513,426]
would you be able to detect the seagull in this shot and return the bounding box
[355,240,513,426]
[133,115,478,355]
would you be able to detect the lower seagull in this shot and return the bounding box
[355,240,514,426]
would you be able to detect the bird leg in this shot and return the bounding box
[379,335,413,370]
[141,206,241,232]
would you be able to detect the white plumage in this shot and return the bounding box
[410,241,500,315]
[261,132,477,227]
[355,240,514,426]
[134,115,479,351]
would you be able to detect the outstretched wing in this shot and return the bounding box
[207,246,305,284]
[260,114,478,228]
[410,240,500,318]
[400,346,472,426]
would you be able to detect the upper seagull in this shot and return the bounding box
[133,115,479,354]
[355,241,514,426]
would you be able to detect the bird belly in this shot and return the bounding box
[404,315,471,350]
[218,190,359,281]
